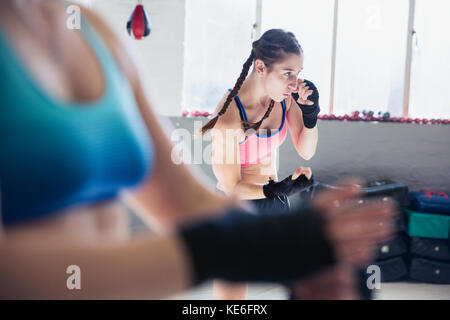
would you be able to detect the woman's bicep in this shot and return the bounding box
[211,126,242,194]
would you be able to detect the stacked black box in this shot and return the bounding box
[407,191,450,284]
[309,182,450,284]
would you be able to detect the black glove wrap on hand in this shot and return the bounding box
[292,79,320,129]
[178,206,336,285]
[263,174,315,198]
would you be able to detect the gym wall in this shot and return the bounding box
[168,117,450,192]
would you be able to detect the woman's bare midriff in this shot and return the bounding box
[240,157,278,184]
[4,200,133,245]
[216,153,279,198]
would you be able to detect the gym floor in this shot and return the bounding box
[170,282,450,300]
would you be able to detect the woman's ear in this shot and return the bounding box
[254,59,266,76]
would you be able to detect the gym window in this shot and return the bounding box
[182,0,450,119]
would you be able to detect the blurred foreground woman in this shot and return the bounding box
[0,1,396,299]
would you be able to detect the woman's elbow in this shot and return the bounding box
[298,149,315,161]
[221,181,239,194]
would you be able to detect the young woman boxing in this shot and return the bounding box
[202,29,321,299]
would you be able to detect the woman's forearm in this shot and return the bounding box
[223,180,265,200]
[295,125,318,160]
[0,232,193,299]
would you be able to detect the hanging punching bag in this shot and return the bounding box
[127,2,151,40]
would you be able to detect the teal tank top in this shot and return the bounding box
[0,18,154,226]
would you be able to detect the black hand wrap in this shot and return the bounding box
[292,79,320,129]
[263,174,314,198]
[178,206,336,285]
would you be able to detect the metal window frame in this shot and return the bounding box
[329,0,339,114]
[254,0,263,40]
[403,0,416,118]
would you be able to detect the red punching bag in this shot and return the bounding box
[127,1,151,40]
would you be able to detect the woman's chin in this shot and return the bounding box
[272,96,285,103]
[280,93,292,101]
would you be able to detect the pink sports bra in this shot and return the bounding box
[234,94,288,168]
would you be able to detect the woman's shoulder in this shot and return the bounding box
[207,92,245,145]
[213,92,244,131]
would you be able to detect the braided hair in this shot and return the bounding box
[201,29,303,135]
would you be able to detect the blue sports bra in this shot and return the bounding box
[0,18,154,226]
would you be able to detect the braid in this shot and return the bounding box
[201,29,302,136]
[201,51,254,135]
[244,99,275,134]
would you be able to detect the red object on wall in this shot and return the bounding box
[127,4,151,40]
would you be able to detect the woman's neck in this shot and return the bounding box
[239,71,271,110]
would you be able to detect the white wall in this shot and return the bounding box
[91,0,185,116]
[170,117,450,192]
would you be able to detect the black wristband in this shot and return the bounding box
[263,176,295,198]
[263,175,314,198]
[295,174,315,190]
[178,206,336,286]
[292,79,320,129]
